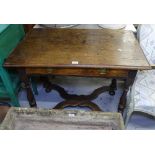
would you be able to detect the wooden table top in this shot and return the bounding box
[4,28,150,70]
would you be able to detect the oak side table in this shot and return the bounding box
[4,28,151,114]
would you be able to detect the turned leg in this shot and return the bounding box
[18,69,37,107]
[118,71,137,114]
[109,79,117,96]
[42,76,54,93]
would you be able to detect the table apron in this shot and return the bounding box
[25,68,129,78]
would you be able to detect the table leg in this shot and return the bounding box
[118,70,137,114]
[109,79,117,96]
[19,69,37,107]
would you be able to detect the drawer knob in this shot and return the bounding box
[99,69,107,74]
[47,68,53,73]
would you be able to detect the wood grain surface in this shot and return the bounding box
[4,28,150,70]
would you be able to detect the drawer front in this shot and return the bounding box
[26,68,128,78]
